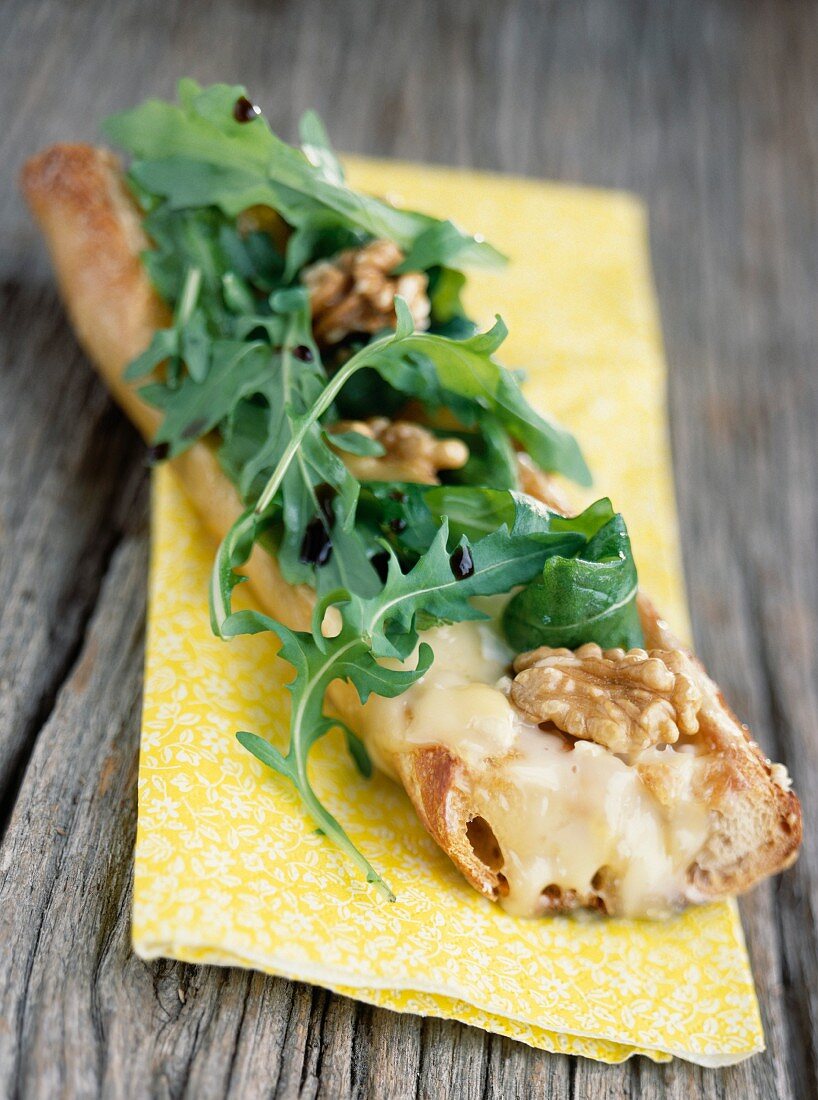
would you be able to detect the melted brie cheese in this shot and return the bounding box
[357,615,711,919]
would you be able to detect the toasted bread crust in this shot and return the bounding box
[21,144,801,915]
[22,145,168,437]
[636,595,802,901]
[395,746,504,900]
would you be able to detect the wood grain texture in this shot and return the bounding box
[0,0,816,1096]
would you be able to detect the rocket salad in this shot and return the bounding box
[106,80,644,893]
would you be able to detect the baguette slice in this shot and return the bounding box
[22,145,801,918]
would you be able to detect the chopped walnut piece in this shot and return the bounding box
[510,642,703,754]
[329,417,469,484]
[302,239,431,346]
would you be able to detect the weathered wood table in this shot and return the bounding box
[1,1,815,1096]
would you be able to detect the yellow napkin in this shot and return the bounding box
[133,160,764,1066]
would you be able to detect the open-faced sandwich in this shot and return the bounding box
[22,81,801,919]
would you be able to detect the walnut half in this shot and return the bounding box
[329,417,469,484]
[303,239,430,346]
[510,642,703,754]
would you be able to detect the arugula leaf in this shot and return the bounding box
[501,498,644,652]
[236,594,433,903]
[140,284,382,595]
[250,298,590,531]
[366,313,592,486]
[146,340,271,456]
[355,481,441,560]
[138,203,284,324]
[211,516,438,898]
[125,265,208,384]
[358,482,587,560]
[217,399,272,497]
[299,109,345,186]
[341,519,580,655]
[425,266,472,329]
[397,220,503,274]
[104,80,505,273]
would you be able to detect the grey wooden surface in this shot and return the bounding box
[0,0,816,1096]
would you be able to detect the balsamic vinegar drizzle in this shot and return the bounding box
[449,545,475,579]
[146,442,170,466]
[299,521,333,568]
[370,550,390,583]
[233,95,261,123]
[299,484,337,567]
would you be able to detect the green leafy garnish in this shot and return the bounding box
[103,83,643,896]
[104,79,506,273]
[502,498,643,652]
[356,307,591,486]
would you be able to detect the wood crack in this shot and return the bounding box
[221,977,253,1098]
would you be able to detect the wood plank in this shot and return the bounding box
[0,535,372,1099]
[0,0,816,1096]
[0,282,147,822]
